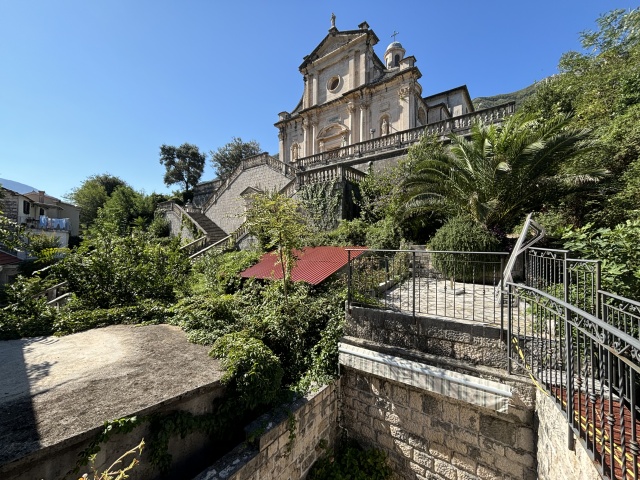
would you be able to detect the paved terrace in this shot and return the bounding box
[0,324,222,468]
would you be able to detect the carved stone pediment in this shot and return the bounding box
[317,123,349,140]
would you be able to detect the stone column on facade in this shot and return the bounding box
[312,74,318,106]
[278,127,286,163]
[301,118,309,158]
[310,117,318,155]
[359,101,369,141]
[398,85,412,132]
[348,101,358,144]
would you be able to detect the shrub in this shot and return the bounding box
[209,331,284,410]
[54,297,168,335]
[311,219,369,247]
[0,276,57,339]
[428,216,503,282]
[167,294,239,345]
[194,250,261,295]
[55,232,191,308]
[308,441,393,480]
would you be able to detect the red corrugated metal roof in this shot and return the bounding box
[0,252,21,266]
[240,246,367,285]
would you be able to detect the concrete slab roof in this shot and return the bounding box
[0,324,223,466]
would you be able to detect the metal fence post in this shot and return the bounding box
[507,283,512,375]
[564,251,576,451]
[412,250,416,320]
[347,250,352,312]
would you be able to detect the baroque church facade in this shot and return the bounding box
[275,18,474,163]
[160,17,513,253]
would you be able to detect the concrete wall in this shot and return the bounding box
[194,383,338,480]
[536,392,601,480]
[1,382,226,480]
[341,367,537,479]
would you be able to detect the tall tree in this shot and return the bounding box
[66,174,127,226]
[159,143,206,202]
[210,137,261,180]
[403,113,598,232]
[244,191,307,300]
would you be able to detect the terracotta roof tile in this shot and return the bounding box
[0,252,21,266]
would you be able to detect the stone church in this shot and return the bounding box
[159,17,514,254]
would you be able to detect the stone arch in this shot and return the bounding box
[418,107,427,126]
[317,123,349,151]
[290,143,300,162]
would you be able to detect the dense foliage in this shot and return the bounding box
[55,232,190,309]
[158,143,206,203]
[308,441,393,480]
[209,137,261,180]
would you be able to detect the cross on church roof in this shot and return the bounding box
[391,31,400,41]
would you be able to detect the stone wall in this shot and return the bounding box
[340,367,537,479]
[1,382,227,480]
[536,391,601,480]
[346,306,508,369]
[194,383,338,480]
[204,163,290,234]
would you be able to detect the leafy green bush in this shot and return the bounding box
[0,276,57,339]
[238,281,346,386]
[55,232,191,308]
[563,220,640,299]
[209,331,284,410]
[308,441,392,480]
[194,250,261,294]
[311,219,369,247]
[167,294,239,345]
[428,216,503,282]
[54,297,168,335]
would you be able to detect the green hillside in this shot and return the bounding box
[472,81,540,111]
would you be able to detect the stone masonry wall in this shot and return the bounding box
[536,391,601,480]
[340,367,537,479]
[194,383,337,480]
[204,163,291,234]
[346,306,508,369]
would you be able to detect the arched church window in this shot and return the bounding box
[418,107,427,126]
[394,54,400,67]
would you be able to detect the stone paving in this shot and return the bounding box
[381,277,506,325]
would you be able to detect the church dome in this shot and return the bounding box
[384,40,406,68]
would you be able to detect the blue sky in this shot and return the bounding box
[1,1,637,200]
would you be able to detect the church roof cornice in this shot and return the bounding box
[299,28,379,71]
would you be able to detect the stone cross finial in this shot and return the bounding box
[391,30,400,41]
[331,13,336,28]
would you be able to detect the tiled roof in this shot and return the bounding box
[0,252,21,266]
[240,246,367,285]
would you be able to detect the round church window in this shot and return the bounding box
[327,76,340,92]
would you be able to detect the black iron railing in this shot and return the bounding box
[346,244,640,479]
[347,248,507,325]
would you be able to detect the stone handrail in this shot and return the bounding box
[201,153,298,213]
[295,102,515,170]
[157,201,208,238]
[297,164,367,187]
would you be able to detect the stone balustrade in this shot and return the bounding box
[296,102,515,170]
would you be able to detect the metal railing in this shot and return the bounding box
[346,243,640,479]
[347,249,507,325]
[507,283,640,480]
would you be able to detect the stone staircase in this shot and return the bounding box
[187,211,227,244]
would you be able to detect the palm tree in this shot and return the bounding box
[403,112,600,231]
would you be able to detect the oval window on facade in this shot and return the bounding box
[327,76,340,92]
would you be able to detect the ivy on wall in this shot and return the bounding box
[299,179,342,232]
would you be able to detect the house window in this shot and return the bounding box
[23,200,30,215]
[40,208,45,216]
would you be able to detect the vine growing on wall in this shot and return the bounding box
[299,179,342,232]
